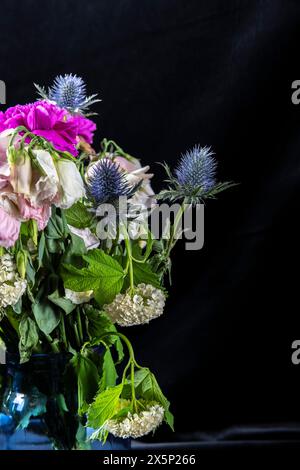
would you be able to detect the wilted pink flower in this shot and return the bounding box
[17,196,51,230]
[0,196,21,248]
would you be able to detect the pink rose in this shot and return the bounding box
[0,202,21,248]
[18,196,51,230]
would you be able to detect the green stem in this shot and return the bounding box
[60,316,68,350]
[45,334,60,353]
[76,308,84,344]
[123,229,134,293]
[166,202,187,258]
[74,323,81,348]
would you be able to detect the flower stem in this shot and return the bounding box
[122,226,134,293]
[73,322,81,348]
[166,201,187,258]
[60,316,68,350]
[76,308,84,344]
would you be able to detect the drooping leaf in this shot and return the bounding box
[48,290,76,315]
[124,261,161,290]
[32,299,60,335]
[87,384,123,430]
[18,316,39,363]
[99,348,118,392]
[129,368,174,431]
[71,353,100,415]
[85,308,124,362]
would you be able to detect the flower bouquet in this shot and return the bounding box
[0,75,232,449]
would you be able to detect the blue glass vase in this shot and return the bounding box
[0,353,130,450]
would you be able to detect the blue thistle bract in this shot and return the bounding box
[48,74,87,111]
[87,159,132,204]
[175,145,217,191]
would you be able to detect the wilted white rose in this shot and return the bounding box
[9,149,32,196]
[55,159,86,209]
[31,149,59,206]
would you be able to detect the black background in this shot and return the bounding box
[1,0,300,441]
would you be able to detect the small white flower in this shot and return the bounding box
[104,402,164,439]
[0,254,27,308]
[65,288,93,305]
[104,283,166,326]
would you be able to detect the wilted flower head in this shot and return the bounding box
[175,145,217,191]
[35,74,100,114]
[0,254,27,307]
[104,283,166,326]
[103,401,164,439]
[86,159,133,205]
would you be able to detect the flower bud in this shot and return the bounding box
[16,250,27,279]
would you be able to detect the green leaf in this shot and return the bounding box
[124,261,161,290]
[62,249,124,305]
[32,299,60,335]
[85,308,124,362]
[26,256,36,286]
[62,233,87,266]
[71,353,100,415]
[18,316,39,363]
[48,290,76,315]
[131,368,174,431]
[38,232,45,269]
[57,393,69,413]
[64,202,93,229]
[99,349,118,392]
[87,384,123,430]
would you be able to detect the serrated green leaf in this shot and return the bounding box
[62,249,124,305]
[99,348,118,392]
[130,368,174,431]
[71,353,100,415]
[124,261,161,290]
[87,384,123,430]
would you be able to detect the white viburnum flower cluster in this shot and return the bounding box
[0,254,27,308]
[104,283,166,327]
[104,403,165,439]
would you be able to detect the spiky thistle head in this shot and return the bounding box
[175,145,217,191]
[86,159,134,205]
[157,144,235,205]
[34,74,100,113]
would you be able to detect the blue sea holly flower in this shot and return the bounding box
[157,145,234,204]
[86,159,133,205]
[175,145,217,192]
[35,74,100,113]
[49,74,86,111]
